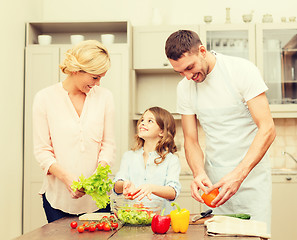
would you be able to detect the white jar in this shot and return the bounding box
[38,35,52,45]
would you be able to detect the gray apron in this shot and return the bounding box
[192,53,271,232]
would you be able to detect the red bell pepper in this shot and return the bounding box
[151,208,171,234]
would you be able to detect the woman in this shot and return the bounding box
[33,40,116,222]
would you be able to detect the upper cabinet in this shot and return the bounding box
[256,23,297,117]
[133,25,199,70]
[199,24,256,63]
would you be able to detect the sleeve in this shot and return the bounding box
[176,79,196,115]
[97,90,116,165]
[165,154,181,200]
[113,151,131,183]
[32,91,56,175]
[235,59,268,102]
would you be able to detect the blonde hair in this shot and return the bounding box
[133,106,177,165]
[59,40,110,75]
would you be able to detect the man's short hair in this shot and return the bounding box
[165,30,202,61]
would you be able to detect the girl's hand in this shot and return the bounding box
[123,181,137,199]
[132,184,155,201]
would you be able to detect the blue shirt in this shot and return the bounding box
[114,148,181,214]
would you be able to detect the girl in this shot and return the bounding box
[113,106,181,214]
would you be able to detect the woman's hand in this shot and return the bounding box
[191,172,213,204]
[64,174,85,199]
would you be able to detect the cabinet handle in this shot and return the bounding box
[286,177,292,181]
[163,62,169,67]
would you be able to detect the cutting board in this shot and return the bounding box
[79,212,111,221]
[189,214,213,225]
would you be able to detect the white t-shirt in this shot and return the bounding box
[177,53,268,114]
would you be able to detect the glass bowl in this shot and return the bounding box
[110,194,162,225]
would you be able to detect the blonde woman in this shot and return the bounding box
[113,107,181,215]
[33,40,116,222]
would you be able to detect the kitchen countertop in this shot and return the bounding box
[13,215,262,240]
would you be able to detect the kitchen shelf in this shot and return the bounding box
[26,21,131,46]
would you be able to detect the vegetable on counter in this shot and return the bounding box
[170,202,190,233]
[221,213,251,219]
[151,208,171,234]
[201,188,219,208]
[71,165,113,209]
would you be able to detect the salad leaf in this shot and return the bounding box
[71,165,113,209]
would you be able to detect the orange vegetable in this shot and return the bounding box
[201,188,219,208]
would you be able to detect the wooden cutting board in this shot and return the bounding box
[189,214,213,225]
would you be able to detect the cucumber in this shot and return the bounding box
[223,213,251,219]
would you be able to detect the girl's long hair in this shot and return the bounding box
[133,106,177,165]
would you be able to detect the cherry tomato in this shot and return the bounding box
[202,188,220,208]
[77,225,84,233]
[89,225,96,232]
[70,221,78,229]
[111,222,118,229]
[83,221,89,226]
[103,222,111,231]
[109,215,115,220]
[96,222,104,230]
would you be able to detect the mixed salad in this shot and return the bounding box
[116,203,157,225]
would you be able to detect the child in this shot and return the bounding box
[113,106,181,214]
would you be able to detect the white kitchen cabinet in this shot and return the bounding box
[271,174,297,240]
[256,23,297,118]
[23,46,61,233]
[199,23,256,63]
[176,175,201,214]
[133,25,199,70]
[132,25,198,119]
[23,21,132,233]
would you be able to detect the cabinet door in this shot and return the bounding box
[177,177,201,214]
[99,45,130,173]
[133,25,199,69]
[272,175,297,240]
[256,24,297,117]
[23,46,60,233]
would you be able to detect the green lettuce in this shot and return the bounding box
[71,165,113,209]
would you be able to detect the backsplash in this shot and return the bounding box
[175,118,297,175]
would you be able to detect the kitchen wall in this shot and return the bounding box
[0,1,43,239]
[2,0,297,239]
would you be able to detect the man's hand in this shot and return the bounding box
[206,170,244,207]
[191,172,212,203]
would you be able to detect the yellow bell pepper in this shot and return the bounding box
[170,202,190,233]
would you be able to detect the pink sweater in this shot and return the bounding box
[33,82,115,214]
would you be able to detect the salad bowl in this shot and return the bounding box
[110,194,162,225]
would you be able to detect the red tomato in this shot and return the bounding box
[202,188,220,208]
[103,222,111,231]
[70,221,78,229]
[89,225,96,232]
[77,225,84,233]
[109,215,116,220]
[111,222,118,229]
[83,221,89,226]
[96,222,104,231]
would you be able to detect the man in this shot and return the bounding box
[165,30,275,230]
